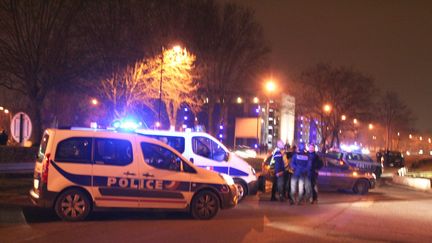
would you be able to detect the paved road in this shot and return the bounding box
[1,180,432,243]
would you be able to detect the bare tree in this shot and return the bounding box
[377,91,415,150]
[0,0,84,142]
[296,63,376,148]
[99,60,158,119]
[182,1,269,135]
[149,47,201,128]
[99,47,200,128]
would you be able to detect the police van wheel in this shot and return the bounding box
[353,180,369,195]
[234,180,247,202]
[191,190,220,220]
[55,189,92,221]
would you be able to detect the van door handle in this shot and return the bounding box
[123,171,136,176]
[142,172,154,177]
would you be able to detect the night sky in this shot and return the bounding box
[236,0,432,133]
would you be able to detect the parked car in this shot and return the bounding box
[259,153,376,194]
[324,150,383,178]
[377,150,404,168]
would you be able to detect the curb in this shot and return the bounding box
[392,175,432,191]
[0,204,27,226]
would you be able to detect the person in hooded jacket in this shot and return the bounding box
[271,140,286,202]
[306,143,323,204]
[290,142,311,205]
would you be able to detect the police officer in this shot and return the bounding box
[307,143,323,204]
[290,142,310,205]
[283,145,295,205]
[271,140,286,202]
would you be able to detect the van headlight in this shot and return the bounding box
[220,173,235,186]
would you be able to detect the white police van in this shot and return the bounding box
[136,129,258,201]
[29,128,238,221]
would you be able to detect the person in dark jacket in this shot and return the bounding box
[283,145,295,205]
[290,142,311,205]
[0,129,8,145]
[271,140,286,202]
[307,143,323,204]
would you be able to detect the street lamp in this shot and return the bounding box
[263,79,276,149]
[323,104,332,114]
[158,45,183,128]
[341,114,346,121]
[368,123,374,130]
[91,98,98,106]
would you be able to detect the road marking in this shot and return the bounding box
[351,201,374,208]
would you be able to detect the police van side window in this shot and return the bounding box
[55,137,92,163]
[141,142,182,172]
[143,135,185,153]
[94,138,133,166]
[192,137,211,158]
[37,134,50,162]
[192,137,226,162]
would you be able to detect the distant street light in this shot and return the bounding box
[341,114,346,121]
[4,109,9,114]
[368,123,374,130]
[323,104,332,114]
[253,97,259,104]
[237,97,243,104]
[265,80,276,93]
[91,98,98,106]
[353,118,358,125]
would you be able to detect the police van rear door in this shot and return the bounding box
[139,141,192,209]
[91,136,139,208]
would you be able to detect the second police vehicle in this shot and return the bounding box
[136,129,258,201]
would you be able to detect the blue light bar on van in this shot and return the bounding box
[111,119,142,130]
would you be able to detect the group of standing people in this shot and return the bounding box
[270,140,323,205]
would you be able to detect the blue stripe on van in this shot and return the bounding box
[198,166,249,177]
[229,167,249,177]
[51,161,92,186]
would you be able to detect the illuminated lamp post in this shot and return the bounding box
[264,80,276,148]
[158,45,183,129]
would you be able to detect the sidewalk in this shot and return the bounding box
[0,163,34,174]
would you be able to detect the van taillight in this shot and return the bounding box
[41,153,51,183]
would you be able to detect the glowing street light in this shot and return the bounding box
[0,106,3,111]
[323,104,332,114]
[91,98,98,106]
[237,97,243,104]
[368,123,374,130]
[341,114,346,121]
[253,97,259,104]
[4,109,9,114]
[265,80,276,93]
[409,134,412,139]
[353,118,358,125]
